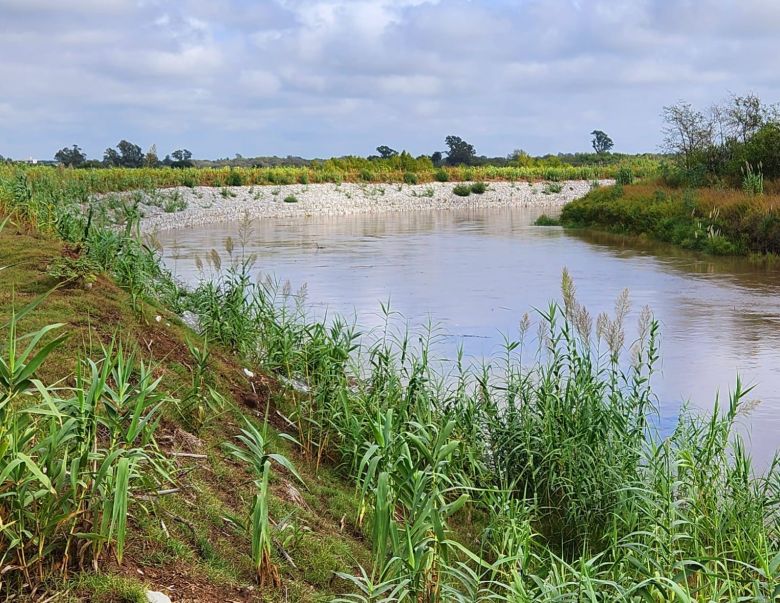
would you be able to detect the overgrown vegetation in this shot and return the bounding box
[2,163,779,601]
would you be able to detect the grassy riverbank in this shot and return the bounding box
[561,182,780,256]
[2,168,780,601]
[1,158,657,196]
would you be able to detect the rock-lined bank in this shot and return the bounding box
[132,180,609,232]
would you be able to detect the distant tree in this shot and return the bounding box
[144,144,159,167]
[376,145,398,159]
[444,135,476,166]
[54,144,87,167]
[117,140,143,167]
[171,149,192,162]
[162,154,173,166]
[509,149,534,167]
[662,102,714,169]
[103,147,121,167]
[590,130,614,154]
[103,140,143,167]
[430,151,443,166]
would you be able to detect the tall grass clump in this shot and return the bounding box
[742,161,764,196]
[0,299,170,593]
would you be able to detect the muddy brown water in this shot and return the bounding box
[157,206,780,468]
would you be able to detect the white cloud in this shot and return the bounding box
[0,0,779,159]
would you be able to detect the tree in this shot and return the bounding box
[444,135,476,166]
[430,151,443,166]
[54,144,87,167]
[103,140,143,167]
[144,144,159,167]
[376,145,398,159]
[117,140,143,167]
[661,102,714,169]
[171,149,192,162]
[103,147,121,167]
[590,130,614,154]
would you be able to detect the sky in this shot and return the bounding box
[1,0,780,161]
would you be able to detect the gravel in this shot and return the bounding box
[128,180,609,233]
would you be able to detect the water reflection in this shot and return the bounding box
[156,206,780,467]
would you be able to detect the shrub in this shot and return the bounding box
[298,171,310,185]
[359,169,374,182]
[434,169,449,182]
[470,182,487,194]
[403,172,418,185]
[284,194,299,203]
[534,214,560,226]
[452,184,471,197]
[543,182,563,194]
[616,166,635,185]
[162,191,187,213]
[226,170,244,186]
[46,252,101,288]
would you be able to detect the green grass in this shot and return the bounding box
[560,182,780,255]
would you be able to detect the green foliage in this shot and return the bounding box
[283,194,299,203]
[534,213,560,226]
[434,169,449,182]
[560,184,780,255]
[543,182,563,194]
[470,181,487,194]
[224,417,302,585]
[615,165,635,185]
[402,171,418,185]
[742,161,764,196]
[0,308,169,590]
[46,252,101,287]
[226,169,244,186]
[452,184,471,197]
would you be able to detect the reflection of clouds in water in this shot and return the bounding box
[157,206,780,468]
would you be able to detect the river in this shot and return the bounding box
[156,205,780,467]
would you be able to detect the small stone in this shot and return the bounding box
[145,591,172,603]
[243,368,255,378]
[155,315,162,323]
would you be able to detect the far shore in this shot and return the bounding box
[128,180,610,233]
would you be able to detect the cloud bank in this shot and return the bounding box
[1,0,779,159]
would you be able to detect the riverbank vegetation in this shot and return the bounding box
[561,93,780,256]
[2,150,780,601]
[1,153,656,199]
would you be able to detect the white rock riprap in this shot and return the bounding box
[118,180,609,234]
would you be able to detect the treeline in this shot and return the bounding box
[38,131,653,171]
[661,92,780,188]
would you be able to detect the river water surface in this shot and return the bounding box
[157,206,780,467]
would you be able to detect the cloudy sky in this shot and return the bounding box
[1,0,779,160]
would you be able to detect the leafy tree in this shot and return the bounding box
[144,144,159,167]
[117,140,143,167]
[743,123,780,180]
[171,149,192,162]
[103,147,121,167]
[444,135,476,166]
[662,102,714,169]
[54,145,87,167]
[376,145,398,159]
[430,151,443,166]
[103,140,143,168]
[590,130,614,154]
